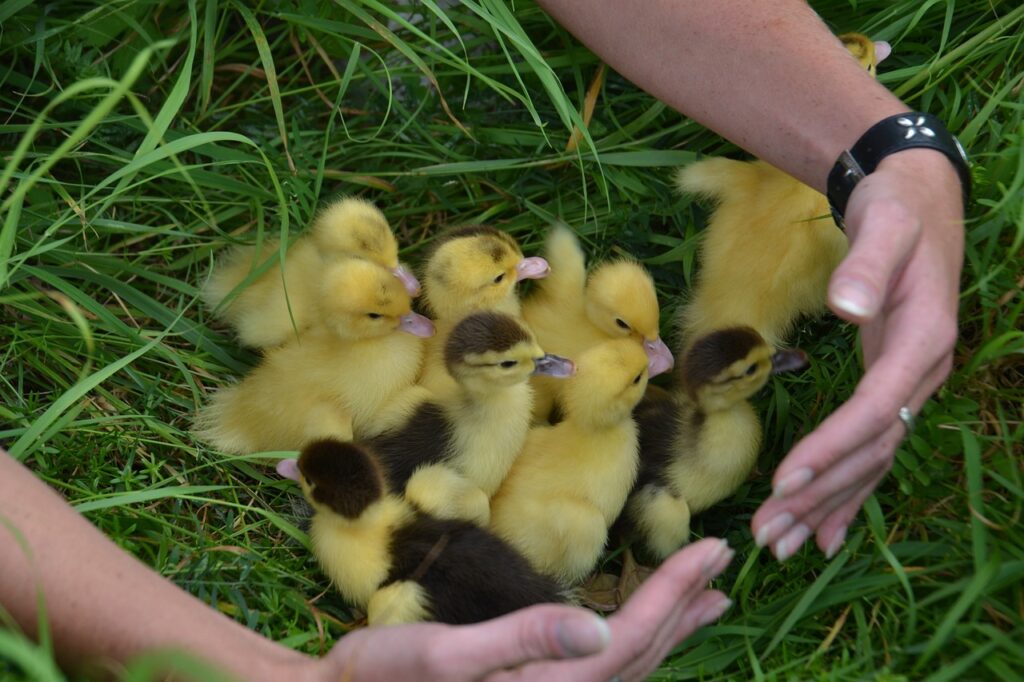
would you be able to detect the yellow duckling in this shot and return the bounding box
[621,327,806,560]
[490,339,649,584]
[368,311,575,525]
[194,259,434,453]
[418,225,549,394]
[277,440,566,625]
[202,197,420,348]
[521,226,673,422]
[675,33,888,348]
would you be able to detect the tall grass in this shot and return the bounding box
[1,0,1021,679]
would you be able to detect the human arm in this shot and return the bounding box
[537,0,965,558]
[1,448,732,680]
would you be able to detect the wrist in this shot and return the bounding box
[826,112,970,229]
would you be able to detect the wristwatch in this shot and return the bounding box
[826,112,971,230]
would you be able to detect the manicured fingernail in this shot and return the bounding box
[702,539,733,578]
[773,467,814,498]
[755,512,794,548]
[774,523,812,561]
[825,526,848,559]
[831,279,877,317]
[556,613,611,657]
[698,597,733,626]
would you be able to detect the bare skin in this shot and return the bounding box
[538,0,964,560]
[0,450,731,681]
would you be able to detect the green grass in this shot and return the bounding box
[1,0,1022,679]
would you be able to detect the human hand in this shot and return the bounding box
[752,147,965,560]
[308,537,733,682]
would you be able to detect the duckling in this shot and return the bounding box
[202,197,420,348]
[367,311,575,525]
[620,327,807,560]
[194,259,434,454]
[489,339,649,584]
[521,226,673,422]
[277,439,566,625]
[417,225,549,394]
[675,33,888,348]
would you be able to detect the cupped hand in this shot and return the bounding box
[752,147,965,560]
[309,537,734,682]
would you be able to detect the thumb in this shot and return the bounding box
[829,188,921,323]
[438,605,610,677]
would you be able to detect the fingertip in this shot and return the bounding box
[829,277,879,320]
[554,612,611,658]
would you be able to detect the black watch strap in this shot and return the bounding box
[826,112,971,229]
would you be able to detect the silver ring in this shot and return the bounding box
[898,406,915,435]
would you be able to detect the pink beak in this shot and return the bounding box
[515,257,550,282]
[398,311,435,338]
[391,264,421,297]
[276,458,301,482]
[874,41,892,64]
[644,337,674,377]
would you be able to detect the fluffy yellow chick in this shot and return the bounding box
[202,197,419,348]
[367,311,575,525]
[675,33,888,348]
[522,226,674,422]
[489,339,649,584]
[194,259,434,453]
[277,439,566,625]
[417,225,549,394]
[621,327,806,559]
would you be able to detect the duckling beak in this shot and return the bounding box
[532,353,576,378]
[276,458,301,482]
[770,349,809,374]
[515,257,551,282]
[874,41,892,64]
[391,264,421,297]
[643,337,675,377]
[398,312,435,338]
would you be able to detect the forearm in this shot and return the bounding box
[0,450,314,681]
[537,0,908,191]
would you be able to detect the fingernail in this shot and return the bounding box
[755,512,794,548]
[774,523,812,562]
[555,613,611,657]
[831,279,877,318]
[773,468,814,498]
[698,597,733,626]
[702,539,734,578]
[825,526,848,560]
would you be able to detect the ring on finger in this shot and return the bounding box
[897,405,916,436]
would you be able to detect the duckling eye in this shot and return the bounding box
[632,372,643,385]
[500,360,518,368]
[615,318,630,331]
[367,313,383,319]
[745,363,758,376]
[493,273,505,284]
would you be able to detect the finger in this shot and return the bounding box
[427,604,610,680]
[770,300,952,498]
[815,469,887,558]
[618,590,731,682]
[497,539,733,682]
[828,188,921,322]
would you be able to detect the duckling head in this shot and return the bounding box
[444,311,575,392]
[313,197,421,296]
[560,338,650,428]
[680,327,807,412]
[319,259,434,340]
[277,439,386,521]
[839,32,890,77]
[584,260,674,377]
[423,226,550,320]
